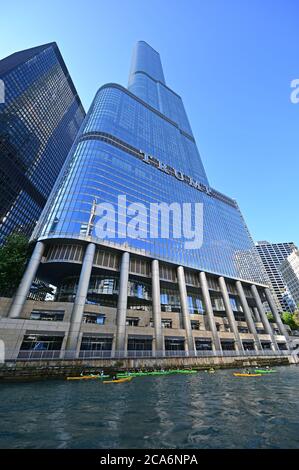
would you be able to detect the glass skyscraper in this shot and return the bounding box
[6,42,290,359]
[32,42,265,282]
[0,43,85,244]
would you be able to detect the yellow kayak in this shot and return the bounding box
[103,377,133,384]
[67,375,108,380]
[233,373,262,377]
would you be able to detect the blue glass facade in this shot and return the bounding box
[0,43,85,243]
[33,41,266,284]
[128,42,193,137]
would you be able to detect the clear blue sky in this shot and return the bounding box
[1,0,299,246]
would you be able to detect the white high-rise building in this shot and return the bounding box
[280,250,299,306]
[256,241,297,312]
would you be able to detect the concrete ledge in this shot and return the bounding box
[0,355,294,381]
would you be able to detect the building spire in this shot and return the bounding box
[128,41,166,89]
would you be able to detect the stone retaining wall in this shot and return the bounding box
[0,355,293,381]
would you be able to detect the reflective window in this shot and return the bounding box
[20,334,63,351]
[30,309,64,321]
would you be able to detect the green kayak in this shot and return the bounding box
[116,371,171,378]
[116,369,197,378]
[254,369,276,374]
[150,369,197,375]
[167,369,197,374]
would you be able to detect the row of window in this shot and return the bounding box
[55,275,252,316]
[19,334,288,353]
[28,309,281,338]
[45,243,254,296]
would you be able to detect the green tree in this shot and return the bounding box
[0,233,30,297]
[266,312,275,322]
[293,309,299,329]
[281,312,298,330]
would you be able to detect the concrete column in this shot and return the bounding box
[8,241,45,318]
[265,288,290,341]
[235,281,262,351]
[111,335,116,357]
[253,307,261,323]
[177,266,196,355]
[251,284,279,351]
[114,251,130,354]
[151,337,156,356]
[199,271,222,352]
[152,259,164,355]
[65,242,96,354]
[218,276,243,352]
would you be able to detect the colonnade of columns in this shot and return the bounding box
[7,242,289,356]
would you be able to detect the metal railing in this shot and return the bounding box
[78,350,112,359]
[16,350,62,360]
[7,348,291,362]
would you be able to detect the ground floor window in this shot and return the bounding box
[221,340,235,351]
[127,337,152,351]
[242,341,255,351]
[195,339,212,351]
[165,338,185,351]
[20,335,63,351]
[278,343,288,350]
[80,336,112,351]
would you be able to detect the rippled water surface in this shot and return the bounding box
[0,366,298,449]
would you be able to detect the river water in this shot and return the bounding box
[0,365,298,449]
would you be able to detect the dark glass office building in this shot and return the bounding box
[0,43,85,244]
[6,42,290,359]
